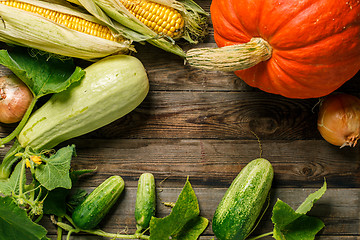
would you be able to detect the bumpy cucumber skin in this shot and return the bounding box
[135,173,156,232]
[212,158,274,240]
[72,175,125,230]
[18,55,149,150]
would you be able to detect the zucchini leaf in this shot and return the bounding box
[0,47,85,97]
[0,196,48,240]
[149,179,208,240]
[271,181,327,240]
[34,145,76,191]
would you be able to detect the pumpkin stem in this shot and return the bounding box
[185,37,272,71]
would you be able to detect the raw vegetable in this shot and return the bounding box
[17,54,149,151]
[0,74,33,124]
[0,0,132,60]
[51,178,208,240]
[0,46,85,180]
[72,175,125,230]
[135,173,156,233]
[186,0,360,99]
[317,93,360,148]
[65,0,209,57]
[212,158,273,240]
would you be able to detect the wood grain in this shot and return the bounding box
[0,0,359,238]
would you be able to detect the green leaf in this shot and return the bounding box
[296,180,327,214]
[272,200,302,229]
[0,47,85,98]
[0,196,48,240]
[42,168,94,216]
[271,181,327,240]
[173,216,209,240]
[273,214,324,240]
[35,145,75,191]
[70,168,96,183]
[66,188,89,213]
[0,161,25,195]
[42,187,68,217]
[149,179,206,240]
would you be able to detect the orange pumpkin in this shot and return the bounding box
[187,0,360,99]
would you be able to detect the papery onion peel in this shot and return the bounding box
[317,93,360,148]
[0,74,33,124]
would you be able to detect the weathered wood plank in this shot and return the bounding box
[28,90,317,141]
[40,187,360,239]
[0,91,321,140]
[51,139,360,188]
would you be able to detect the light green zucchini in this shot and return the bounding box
[212,158,274,240]
[72,175,125,230]
[135,173,156,232]
[17,55,149,150]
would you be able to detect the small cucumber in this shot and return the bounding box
[18,55,149,150]
[72,175,125,230]
[212,158,274,240]
[135,173,156,232]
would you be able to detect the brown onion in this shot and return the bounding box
[317,93,360,148]
[0,74,33,124]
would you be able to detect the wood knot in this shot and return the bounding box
[249,117,278,135]
[302,167,313,176]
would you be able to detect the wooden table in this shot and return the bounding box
[1,0,360,239]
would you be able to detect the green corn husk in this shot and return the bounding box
[66,0,209,57]
[0,0,133,60]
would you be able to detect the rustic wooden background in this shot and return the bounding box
[1,0,360,239]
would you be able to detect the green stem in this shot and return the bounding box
[18,159,26,197]
[0,98,37,146]
[33,214,43,223]
[82,229,150,239]
[57,217,63,240]
[66,230,73,240]
[0,139,25,179]
[63,215,150,240]
[247,231,274,240]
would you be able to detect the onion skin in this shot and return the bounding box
[0,74,33,124]
[317,93,360,148]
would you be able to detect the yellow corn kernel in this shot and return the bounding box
[0,0,119,42]
[120,0,185,39]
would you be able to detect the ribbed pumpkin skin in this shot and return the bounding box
[211,0,360,99]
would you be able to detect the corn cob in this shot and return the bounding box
[119,0,185,39]
[0,0,119,42]
[66,0,208,57]
[0,0,132,60]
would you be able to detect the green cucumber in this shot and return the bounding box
[17,55,149,150]
[72,175,125,230]
[135,173,156,232]
[212,158,274,240]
